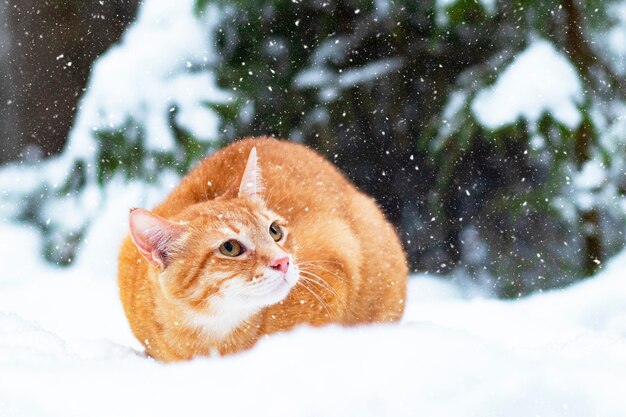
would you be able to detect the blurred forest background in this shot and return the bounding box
[1,0,625,297]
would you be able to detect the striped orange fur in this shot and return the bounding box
[118,137,407,361]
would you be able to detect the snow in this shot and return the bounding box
[471,38,584,131]
[574,160,607,190]
[294,58,403,102]
[73,173,180,270]
[606,2,626,75]
[2,0,626,414]
[570,158,616,212]
[2,202,626,416]
[434,90,468,148]
[0,0,228,265]
[63,0,228,161]
[337,59,404,87]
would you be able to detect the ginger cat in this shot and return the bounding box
[118,137,407,362]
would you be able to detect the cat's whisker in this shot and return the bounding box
[214,215,232,232]
[263,182,278,204]
[298,263,346,278]
[299,259,344,266]
[295,281,334,318]
[268,192,290,211]
[298,271,349,314]
[298,271,337,296]
[298,262,348,283]
[265,181,280,200]
[298,277,343,313]
[299,269,361,320]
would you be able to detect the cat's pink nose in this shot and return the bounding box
[270,256,289,274]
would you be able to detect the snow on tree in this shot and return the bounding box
[0,0,228,265]
[1,0,625,297]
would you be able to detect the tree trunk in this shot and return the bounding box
[0,0,139,164]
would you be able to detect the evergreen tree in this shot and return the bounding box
[0,1,225,265]
[1,0,625,297]
[204,0,626,296]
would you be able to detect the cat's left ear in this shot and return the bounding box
[238,146,264,201]
[128,208,187,270]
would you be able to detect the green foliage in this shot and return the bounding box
[96,114,217,184]
[204,0,626,297]
[22,113,218,265]
[12,0,624,293]
[96,123,145,185]
[442,0,491,26]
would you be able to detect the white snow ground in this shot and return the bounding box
[2,200,626,416]
[2,0,626,414]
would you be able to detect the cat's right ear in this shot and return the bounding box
[238,146,264,201]
[128,208,187,270]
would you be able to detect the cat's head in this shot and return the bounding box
[128,147,300,324]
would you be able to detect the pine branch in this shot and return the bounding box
[563,0,626,98]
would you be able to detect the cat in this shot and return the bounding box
[118,137,408,362]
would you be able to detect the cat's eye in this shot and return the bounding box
[219,240,244,257]
[269,222,283,241]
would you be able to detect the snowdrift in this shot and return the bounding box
[1,217,626,417]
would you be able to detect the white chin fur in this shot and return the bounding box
[185,266,299,339]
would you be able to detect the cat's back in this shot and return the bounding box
[157,137,357,218]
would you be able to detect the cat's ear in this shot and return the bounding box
[238,146,264,201]
[129,208,187,270]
